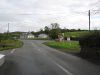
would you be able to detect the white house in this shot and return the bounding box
[20,32,35,39]
[38,34,48,38]
[27,33,35,39]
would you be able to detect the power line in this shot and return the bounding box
[0,13,69,16]
[73,9,100,31]
[88,10,91,31]
[7,23,9,33]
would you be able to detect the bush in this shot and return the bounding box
[70,37,80,41]
[79,31,100,57]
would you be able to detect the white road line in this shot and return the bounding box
[11,49,16,54]
[52,60,73,75]
[31,42,73,75]
[56,63,73,75]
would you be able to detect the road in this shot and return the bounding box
[0,40,100,75]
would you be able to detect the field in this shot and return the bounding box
[0,40,23,51]
[44,41,80,53]
[64,31,89,37]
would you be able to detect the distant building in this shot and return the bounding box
[20,32,35,39]
[27,33,34,39]
[38,34,48,38]
[20,32,28,39]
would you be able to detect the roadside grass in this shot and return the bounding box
[28,38,49,40]
[44,41,80,53]
[0,40,23,51]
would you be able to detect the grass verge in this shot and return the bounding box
[0,40,23,51]
[44,41,80,53]
[29,38,49,40]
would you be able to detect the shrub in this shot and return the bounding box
[79,31,100,57]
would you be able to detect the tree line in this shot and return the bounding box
[31,23,88,39]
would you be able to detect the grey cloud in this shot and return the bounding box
[0,0,100,32]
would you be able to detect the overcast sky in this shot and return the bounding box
[0,0,100,32]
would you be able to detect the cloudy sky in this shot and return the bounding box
[0,0,100,32]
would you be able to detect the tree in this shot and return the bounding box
[50,23,60,29]
[49,23,61,39]
[78,28,81,31]
[61,27,69,33]
[31,31,35,35]
[44,26,50,35]
[38,28,44,34]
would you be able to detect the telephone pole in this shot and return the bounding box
[7,23,9,33]
[88,10,91,31]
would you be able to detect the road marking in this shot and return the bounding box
[31,42,41,51]
[52,60,73,75]
[55,63,73,75]
[31,41,72,75]
[11,49,16,54]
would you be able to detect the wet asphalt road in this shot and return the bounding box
[0,40,100,75]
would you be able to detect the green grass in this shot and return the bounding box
[29,38,49,40]
[0,40,23,51]
[44,41,80,53]
[64,31,89,37]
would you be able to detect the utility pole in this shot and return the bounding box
[7,23,9,33]
[88,10,91,31]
